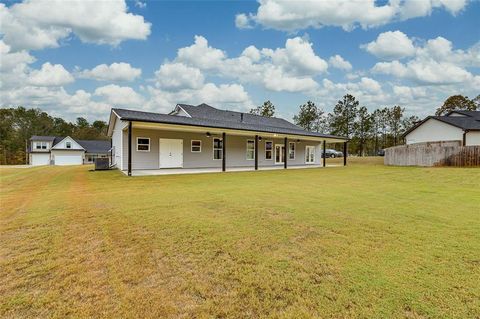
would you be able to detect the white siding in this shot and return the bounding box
[31,153,51,166]
[405,118,463,145]
[111,117,127,169]
[51,136,83,150]
[465,131,480,146]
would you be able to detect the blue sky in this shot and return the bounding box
[1,0,479,121]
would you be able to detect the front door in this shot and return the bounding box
[275,144,285,164]
[159,139,183,168]
[305,146,315,164]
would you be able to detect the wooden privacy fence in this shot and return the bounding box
[385,141,480,167]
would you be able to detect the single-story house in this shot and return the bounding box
[107,103,348,176]
[29,136,111,166]
[403,110,480,146]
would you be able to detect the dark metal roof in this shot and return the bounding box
[77,140,111,153]
[30,135,56,142]
[403,111,480,137]
[113,105,347,140]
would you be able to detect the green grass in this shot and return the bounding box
[1,158,479,318]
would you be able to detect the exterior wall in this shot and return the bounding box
[30,153,51,166]
[31,141,51,152]
[111,117,127,169]
[466,131,480,146]
[52,137,83,150]
[121,128,323,170]
[405,118,463,145]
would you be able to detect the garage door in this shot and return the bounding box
[54,154,83,166]
[31,153,50,166]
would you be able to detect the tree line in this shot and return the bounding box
[251,94,479,156]
[0,107,108,165]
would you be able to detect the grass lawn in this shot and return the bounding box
[1,158,479,318]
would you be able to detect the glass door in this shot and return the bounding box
[305,146,315,164]
[275,144,285,164]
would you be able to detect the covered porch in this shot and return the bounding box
[124,120,348,176]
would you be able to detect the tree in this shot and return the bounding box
[293,101,322,131]
[354,106,373,156]
[329,94,359,139]
[435,95,477,115]
[249,100,275,117]
[387,106,404,146]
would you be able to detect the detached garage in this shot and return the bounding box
[30,153,51,166]
[51,150,84,166]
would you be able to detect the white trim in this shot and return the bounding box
[136,137,150,152]
[191,140,202,152]
[305,145,315,164]
[246,139,255,160]
[159,138,184,168]
[265,140,273,160]
[213,137,223,160]
[288,141,296,160]
[51,136,84,150]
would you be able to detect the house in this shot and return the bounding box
[107,103,348,176]
[29,136,111,166]
[403,110,480,146]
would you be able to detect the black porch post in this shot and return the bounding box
[343,141,347,166]
[254,135,259,170]
[222,132,226,172]
[323,140,326,167]
[128,121,132,176]
[284,137,288,169]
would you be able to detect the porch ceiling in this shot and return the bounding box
[129,121,346,143]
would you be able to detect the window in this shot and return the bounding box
[66,141,71,149]
[289,142,295,160]
[213,138,223,160]
[137,137,150,151]
[265,141,273,160]
[246,140,255,160]
[191,140,201,152]
[34,141,48,150]
[306,146,315,164]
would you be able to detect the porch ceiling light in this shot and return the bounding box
[206,132,211,137]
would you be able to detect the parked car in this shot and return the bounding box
[321,149,343,158]
[377,149,385,156]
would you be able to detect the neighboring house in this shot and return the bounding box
[107,103,348,176]
[404,110,480,146]
[29,136,111,166]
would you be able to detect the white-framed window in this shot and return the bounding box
[34,141,48,150]
[305,146,315,164]
[246,140,255,160]
[213,138,223,160]
[191,140,202,152]
[66,141,71,149]
[137,137,150,152]
[265,141,273,160]
[289,142,295,160]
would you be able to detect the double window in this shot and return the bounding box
[265,141,273,160]
[213,138,223,160]
[289,142,295,160]
[34,141,48,150]
[191,140,201,152]
[246,140,255,160]
[137,137,150,152]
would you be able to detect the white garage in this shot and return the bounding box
[52,150,84,166]
[30,153,51,166]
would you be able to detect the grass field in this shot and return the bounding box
[1,158,479,318]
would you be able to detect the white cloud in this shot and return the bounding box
[236,0,470,31]
[154,63,204,90]
[0,40,35,72]
[28,62,74,86]
[371,35,480,85]
[362,30,416,60]
[0,0,151,51]
[78,63,142,82]
[94,84,144,106]
[173,35,326,93]
[329,54,352,71]
[235,13,253,29]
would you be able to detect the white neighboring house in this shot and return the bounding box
[29,136,111,166]
[404,110,480,146]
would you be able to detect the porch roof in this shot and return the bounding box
[112,108,348,142]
